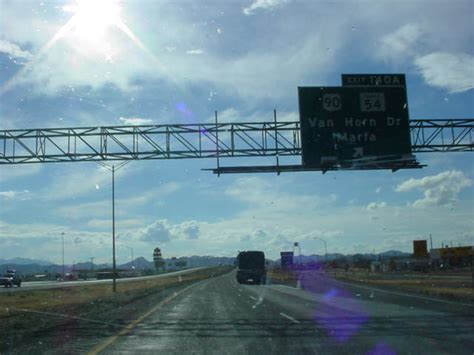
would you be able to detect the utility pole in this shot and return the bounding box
[61,232,65,280]
[90,257,94,277]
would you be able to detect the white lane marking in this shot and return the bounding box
[279,312,300,324]
[251,296,264,309]
[331,277,474,307]
[273,284,299,290]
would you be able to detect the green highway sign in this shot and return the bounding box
[342,74,406,87]
[298,86,412,168]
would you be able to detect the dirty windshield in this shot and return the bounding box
[0,0,473,354]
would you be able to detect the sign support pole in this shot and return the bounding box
[112,164,116,293]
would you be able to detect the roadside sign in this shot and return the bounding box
[298,86,412,168]
[280,251,294,269]
[413,240,428,258]
[342,74,406,87]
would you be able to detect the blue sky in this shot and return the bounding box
[0,0,473,264]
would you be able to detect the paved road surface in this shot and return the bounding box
[98,270,474,354]
[0,268,205,292]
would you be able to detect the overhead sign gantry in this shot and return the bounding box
[0,74,472,173]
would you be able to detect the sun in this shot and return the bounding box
[63,0,122,43]
[1,0,167,95]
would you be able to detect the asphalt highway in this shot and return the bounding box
[97,270,474,354]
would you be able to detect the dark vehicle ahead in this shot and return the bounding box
[236,251,266,285]
[0,270,22,288]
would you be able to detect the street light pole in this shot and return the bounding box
[313,237,328,264]
[324,239,328,263]
[112,164,116,293]
[61,232,65,279]
[97,160,130,293]
[90,256,94,277]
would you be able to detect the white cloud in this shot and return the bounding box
[186,49,204,55]
[302,228,343,239]
[138,220,173,243]
[122,219,202,243]
[157,182,182,196]
[211,108,240,123]
[367,202,387,210]
[243,0,290,15]
[415,52,474,93]
[0,39,32,60]
[0,164,42,183]
[0,1,341,100]
[377,24,423,62]
[396,170,472,207]
[224,176,317,210]
[55,200,111,220]
[0,190,31,200]
[86,218,143,229]
[375,187,382,194]
[119,117,153,125]
[42,165,114,201]
[174,221,201,240]
[209,108,297,124]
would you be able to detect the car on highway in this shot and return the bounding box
[0,270,22,288]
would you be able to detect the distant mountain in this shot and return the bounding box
[73,262,110,271]
[0,257,52,266]
[118,257,153,270]
[0,263,58,274]
[182,255,235,267]
[379,250,411,258]
[274,250,412,264]
[0,250,413,275]
[279,253,346,264]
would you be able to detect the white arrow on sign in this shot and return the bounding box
[353,147,363,158]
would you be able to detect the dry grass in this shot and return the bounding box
[0,267,232,319]
[268,268,473,301]
[267,269,298,286]
[335,273,473,301]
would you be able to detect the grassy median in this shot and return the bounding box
[267,268,298,287]
[334,272,473,301]
[267,268,473,302]
[0,267,233,353]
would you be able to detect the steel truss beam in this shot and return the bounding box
[0,119,472,165]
